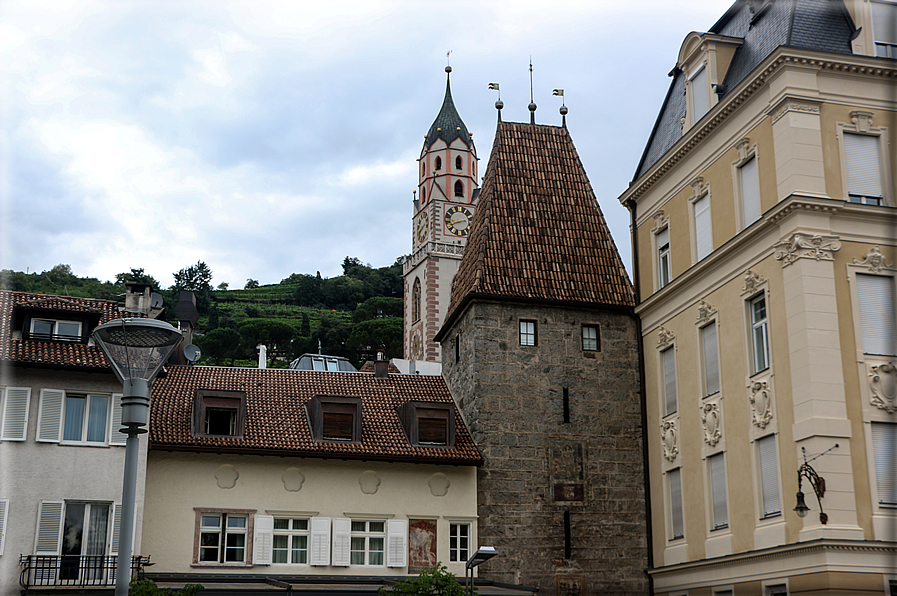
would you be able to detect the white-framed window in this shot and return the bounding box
[871,422,897,508]
[657,226,671,288]
[0,498,8,556]
[1,387,31,441]
[693,192,713,261]
[855,273,897,356]
[739,155,761,227]
[349,520,385,566]
[709,453,729,530]
[669,468,684,540]
[449,523,470,562]
[690,64,709,123]
[581,325,600,351]
[312,358,340,372]
[199,513,248,564]
[272,518,309,564]
[844,133,885,205]
[519,320,537,347]
[662,347,678,417]
[35,500,121,562]
[757,435,781,518]
[36,389,125,446]
[749,294,770,374]
[29,319,82,342]
[872,1,897,58]
[701,323,720,397]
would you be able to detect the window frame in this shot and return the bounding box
[61,393,110,444]
[519,320,537,347]
[700,322,721,398]
[581,324,600,352]
[732,140,761,230]
[349,520,386,566]
[691,189,713,262]
[434,156,442,171]
[400,401,455,448]
[854,271,897,357]
[748,293,771,376]
[836,116,892,207]
[871,0,897,58]
[307,395,362,444]
[756,434,782,519]
[194,390,246,438]
[708,453,729,530]
[871,422,897,508]
[454,180,464,197]
[689,63,709,124]
[668,468,684,541]
[661,345,678,417]
[412,278,421,323]
[455,155,463,170]
[449,522,470,563]
[272,517,310,565]
[657,226,671,288]
[193,508,255,566]
[27,318,83,342]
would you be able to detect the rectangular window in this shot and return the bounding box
[709,453,729,530]
[758,435,781,518]
[417,409,449,445]
[740,155,761,226]
[662,347,677,417]
[694,193,712,261]
[856,273,897,356]
[657,227,671,288]
[273,518,309,564]
[872,1,897,58]
[519,320,537,346]
[200,513,247,563]
[350,520,385,566]
[195,391,245,438]
[871,422,896,507]
[0,498,6,556]
[308,397,361,443]
[701,324,720,397]
[670,469,684,540]
[690,65,708,122]
[449,523,470,562]
[62,394,108,443]
[767,585,788,596]
[29,319,82,342]
[750,295,770,374]
[844,133,884,205]
[581,325,600,351]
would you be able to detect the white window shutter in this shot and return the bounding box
[109,394,127,446]
[758,436,781,516]
[871,422,897,506]
[843,133,883,199]
[1,387,31,441]
[694,194,712,260]
[662,348,677,416]
[386,519,407,568]
[35,501,64,555]
[702,325,720,396]
[37,389,65,443]
[110,503,122,555]
[309,517,331,566]
[856,274,897,356]
[690,65,708,121]
[253,515,274,565]
[0,499,8,555]
[709,454,728,529]
[740,156,760,225]
[331,518,351,566]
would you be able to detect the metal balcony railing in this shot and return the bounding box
[19,555,151,589]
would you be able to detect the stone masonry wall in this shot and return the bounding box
[442,300,648,596]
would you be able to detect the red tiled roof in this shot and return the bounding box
[439,122,634,336]
[149,365,482,465]
[0,290,136,369]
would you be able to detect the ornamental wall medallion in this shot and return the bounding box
[661,420,679,462]
[853,246,894,274]
[851,110,874,133]
[696,300,718,325]
[773,232,841,267]
[658,327,675,351]
[749,381,773,428]
[742,269,766,295]
[869,362,897,414]
[701,403,722,446]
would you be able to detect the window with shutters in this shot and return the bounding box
[692,191,713,262]
[872,1,897,58]
[193,390,245,438]
[35,501,121,566]
[701,323,720,398]
[350,520,385,566]
[871,422,896,508]
[449,523,470,562]
[35,389,124,446]
[669,468,684,540]
[838,115,891,206]
[272,518,309,564]
[734,144,761,229]
[855,273,897,357]
[708,453,728,530]
[661,347,678,417]
[307,396,362,443]
[0,499,8,556]
[656,225,671,289]
[194,509,253,565]
[757,435,781,518]
[1,387,31,442]
[748,294,770,375]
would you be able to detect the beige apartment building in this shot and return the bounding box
[618,1,897,594]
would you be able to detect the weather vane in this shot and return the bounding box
[447,50,452,66]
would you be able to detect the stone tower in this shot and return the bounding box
[403,66,479,363]
[436,116,649,595]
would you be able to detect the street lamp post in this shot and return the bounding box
[465,546,498,596]
[92,319,183,596]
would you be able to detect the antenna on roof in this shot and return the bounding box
[528,58,537,124]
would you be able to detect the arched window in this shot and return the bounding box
[455,156,463,170]
[454,180,464,197]
[412,278,421,323]
[435,156,442,171]
[420,187,426,202]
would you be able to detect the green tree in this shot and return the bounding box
[114,268,161,289]
[353,296,404,323]
[312,314,353,359]
[196,328,241,365]
[347,317,403,360]
[379,562,470,595]
[299,312,311,337]
[172,261,213,314]
[244,279,259,289]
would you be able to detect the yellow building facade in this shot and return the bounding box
[619,1,897,594]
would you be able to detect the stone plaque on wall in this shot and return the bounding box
[557,574,585,596]
[408,519,437,573]
[548,439,586,503]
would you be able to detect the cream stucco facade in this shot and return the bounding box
[620,1,897,594]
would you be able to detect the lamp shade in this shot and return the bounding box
[466,546,498,569]
[92,318,183,384]
[794,490,809,518]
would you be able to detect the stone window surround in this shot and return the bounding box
[192,507,256,568]
[688,177,713,265]
[651,210,672,292]
[658,327,680,473]
[752,432,784,526]
[744,285,772,381]
[666,467,686,543]
[731,138,761,231]
[836,112,892,207]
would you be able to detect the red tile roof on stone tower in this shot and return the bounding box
[438,121,634,337]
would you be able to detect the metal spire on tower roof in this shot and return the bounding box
[423,62,473,150]
[528,58,537,124]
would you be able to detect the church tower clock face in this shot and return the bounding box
[444,205,473,237]
[416,211,429,244]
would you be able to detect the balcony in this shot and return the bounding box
[19,555,151,591]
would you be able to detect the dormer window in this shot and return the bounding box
[194,390,245,438]
[435,156,442,171]
[455,156,463,170]
[872,1,897,58]
[454,180,464,197]
[312,357,341,371]
[689,64,708,122]
[307,396,362,443]
[399,402,454,447]
[29,318,82,342]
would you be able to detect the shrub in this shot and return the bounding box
[379,563,472,595]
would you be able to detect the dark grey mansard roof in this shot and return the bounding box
[633,0,856,182]
[424,72,474,151]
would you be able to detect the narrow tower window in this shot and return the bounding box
[455,156,463,170]
[454,180,464,197]
[435,156,442,171]
[412,279,421,323]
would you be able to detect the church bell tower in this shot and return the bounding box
[403,66,479,363]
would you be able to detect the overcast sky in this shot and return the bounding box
[2,0,735,289]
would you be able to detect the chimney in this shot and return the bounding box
[257,344,267,369]
[124,283,152,313]
[374,352,389,379]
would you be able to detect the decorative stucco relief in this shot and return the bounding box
[736,138,752,160]
[282,468,306,492]
[851,110,874,133]
[771,100,820,125]
[749,381,773,429]
[657,327,675,351]
[773,232,841,267]
[853,246,894,274]
[869,362,897,414]
[696,300,717,325]
[215,464,239,489]
[428,473,451,497]
[690,177,706,198]
[651,210,669,233]
[742,269,766,296]
[661,420,679,462]
[701,403,722,446]
[358,470,381,494]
